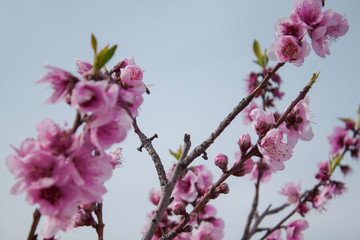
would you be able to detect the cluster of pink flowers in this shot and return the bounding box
[6,57,146,238]
[144,164,225,240]
[266,219,308,240]
[246,96,313,171]
[268,0,349,66]
[274,117,360,235]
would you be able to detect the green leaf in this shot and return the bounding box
[169,145,183,161]
[308,72,320,87]
[263,49,269,66]
[253,40,262,60]
[339,117,355,126]
[91,34,97,55]
[94,44,117,72]
[329,154,344,174]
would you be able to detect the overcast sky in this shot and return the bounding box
[1,0,360,239]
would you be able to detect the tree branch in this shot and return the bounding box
[133,118,168,188]
[141,63,285,240]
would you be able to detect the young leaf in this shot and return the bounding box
[91,34,97,55]
[329,154,343,174]
[169,145,183,161]
[253,40,262,60]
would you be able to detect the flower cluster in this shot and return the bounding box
[6,56,146,238]
[268,0,349,66]
[246,96,313,171]
[273,115,360,238]
[144,164,225,240]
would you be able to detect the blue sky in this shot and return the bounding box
[1,0,360,239]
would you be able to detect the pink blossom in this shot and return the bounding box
[108,147,123,167]
[313,184,335,210]
[267,35,310,67]
[37,65,79,104]
[214,153,228,171]
[42,214,76,239]
[172,201,187,215]
[267,229,283,240]
[290,0,323,28]
[36,118,73,155]
[232,152,254,177]
[117,85,146,118]
[71,80,118,114]
[199,204,217,220]
[275,17,307,39]
[238,133,252,153]
[279,96,314,146]
[27,183,80,218]
[327,126,348,154]
[280,182,301,205]
[149,188,161,205]
[286,219,309,240]
[192,165,213,195]
[249,161,276,182]
[246,72,259,95]
[250,108,275,136]
[311,10,349,58]
[192,219,225,240]
[258,129,293,170]
[242,101,259,125]
[315,160,330,182]
[173,170,198,202]
[75,59,92,76]
[68,132,113,203]
[6,148,71,195]
[89,109,132,150]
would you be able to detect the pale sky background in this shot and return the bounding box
[1,0,360,239]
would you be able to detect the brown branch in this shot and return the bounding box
[27,208,41,240]
[160,69,319,240]
[241,158,264,240]
[133,118,168,188]
[142,63,285,240]
[94,203,105,240]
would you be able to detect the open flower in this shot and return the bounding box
[258,129,294,170]
[280,182,301,205]
[279,96,314,146]
[286,219,309,240]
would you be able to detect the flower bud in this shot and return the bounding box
[182,225,193,233]
[189,212,198,224]
[214,154,228,171]
[232,159,254,177]
[238,134,251,153]
[217,183,230,194]
[172,201,187,215]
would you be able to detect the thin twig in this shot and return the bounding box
[142,63,285,240]
[242,158,264,240]
[133,118,168,188]
[27,208,41,240]
[94,203,105,240]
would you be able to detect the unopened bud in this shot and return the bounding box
[232,159,255,177]
[189,212,198,224]
[214,154,228,171]
[172,201,187,215]
[238,134,251,153]
[182,225,193,233]
[218,183,230,194]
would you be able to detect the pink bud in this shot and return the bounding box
[214,154,228,171]
[238,134,251,153]
[182,225,193,233]
[172,201,187,215]
[217,183,230,194]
